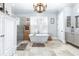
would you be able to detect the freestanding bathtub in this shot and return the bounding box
[29,34,49,43]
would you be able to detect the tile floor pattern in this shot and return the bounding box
[15,39,79,56]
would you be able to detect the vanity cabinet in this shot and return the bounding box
[74,33,79,46]
[65,32,75,44]
[0,12,17,56]
[65,32,71,43]
[66,32,79,47]
[65,16,79,47]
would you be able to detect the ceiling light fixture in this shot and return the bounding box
[33,3,47,13]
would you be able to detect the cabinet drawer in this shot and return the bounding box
[65,32,74,44]
[74,34,79,46]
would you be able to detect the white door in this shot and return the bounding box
[0,14,17,56]
[4,16,15,56]
[0,14,5,55]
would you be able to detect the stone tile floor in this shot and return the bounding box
[15,40,79,56]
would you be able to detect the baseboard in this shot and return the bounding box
[67,42,79,48]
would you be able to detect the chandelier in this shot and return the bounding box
[33,3,47,13]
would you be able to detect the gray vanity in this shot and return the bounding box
[65,16,79,47]
[65,30,79,47]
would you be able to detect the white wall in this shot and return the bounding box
[72,4,79,16]
[48,14,57,38]
[5,3,12,15]
[57,10,65,43]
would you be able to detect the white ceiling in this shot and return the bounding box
[11,2,73,16]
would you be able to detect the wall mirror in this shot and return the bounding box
[75,16,79,28]
[67,16,71,27]
[50,18,54,24]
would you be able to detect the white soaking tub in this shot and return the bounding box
[29,34,49,43]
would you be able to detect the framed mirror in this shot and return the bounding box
[50,18,54,24]
[75,16,79,28]
[67,16,71,27]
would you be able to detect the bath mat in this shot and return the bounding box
[17,43,28,50]
[32,43,45,47]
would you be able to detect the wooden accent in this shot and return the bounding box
[23,30,30,41]
[24,25,29,30]
[48,36,52,41]
[23,25,30,41]
[23,18,30,41]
